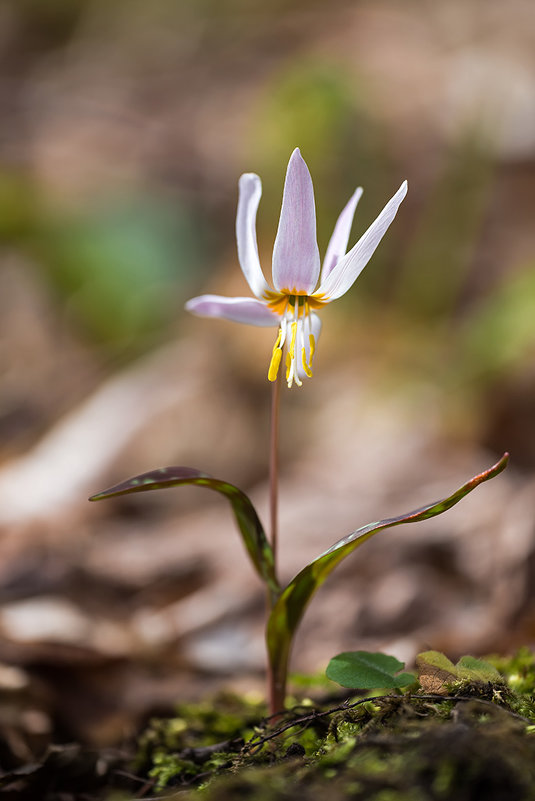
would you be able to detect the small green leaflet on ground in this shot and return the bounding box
[326,651,416,690]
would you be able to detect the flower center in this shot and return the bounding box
[265,292,321,388]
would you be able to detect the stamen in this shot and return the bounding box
[309,333,316,363]
[279,317,288,348]
[268,328,283,383]
[299,319,313,378]
[285,320,302,388]
[301,348,313,378]
[266,292,319,388]
[288,321,298,360]
[268,348,282,382]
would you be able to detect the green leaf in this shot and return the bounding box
[326,651,416,690]
[266,454,508,699]
[455,656,502,682]
[89,467,280,597]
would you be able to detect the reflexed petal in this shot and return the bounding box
[272,148,321,294]
[236,173,271,298]
[315,181,408,301]
[185,295,279,327]
[322,188,363,280]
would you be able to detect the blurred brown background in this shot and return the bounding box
[0,0,534,753]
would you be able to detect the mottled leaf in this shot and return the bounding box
[267,454,508,699]
[416,651,459,694]
[326,650,416,689]
[416,651,503,693]
[89,467,279,596]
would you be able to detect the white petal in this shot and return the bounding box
[272,148,321,294]
[321,187,363,280]
[236,173,271,298]
[315,181,408,301]
[185,295,279,327]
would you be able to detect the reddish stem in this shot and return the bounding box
[269,368,281,571]
[267,368,283,716]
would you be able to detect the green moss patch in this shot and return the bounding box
[136,651,535,800]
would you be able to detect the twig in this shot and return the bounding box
[243,692,533,753]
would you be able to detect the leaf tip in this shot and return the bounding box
[490,452,509,476]
[88,489,111,502]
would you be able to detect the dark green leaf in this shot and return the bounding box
[89,467,279,596]
[326,651,416,689]
[267,454,508,696]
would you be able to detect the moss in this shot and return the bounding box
[486,648,535,722]
[136,692,268,790]
[136,650,535,799]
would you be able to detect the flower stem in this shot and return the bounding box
[269,366,281,573]
[267,368,282,717]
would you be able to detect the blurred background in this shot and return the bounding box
[0,0,534,757]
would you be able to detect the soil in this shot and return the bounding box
[134,650,535,801]
[4,651,532,800]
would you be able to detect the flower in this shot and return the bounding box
[186,148,407,388]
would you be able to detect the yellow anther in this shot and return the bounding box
[267,329,283,382]
[267,313,317,388]
[268,347,282,382]
[301,348,313,378]
[309,333,316,362]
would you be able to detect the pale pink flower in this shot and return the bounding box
[186,149,407,387]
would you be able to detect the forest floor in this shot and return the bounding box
[2,649,535,800]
